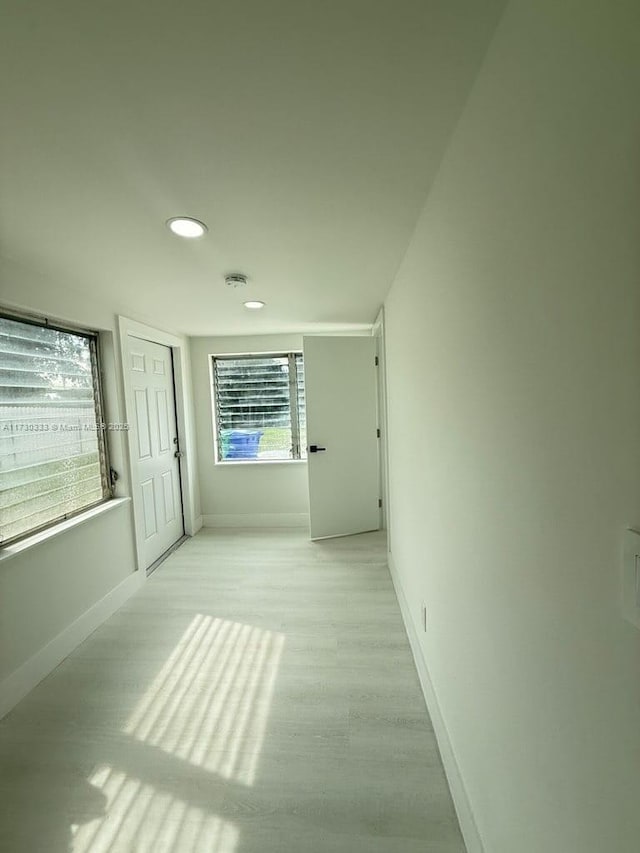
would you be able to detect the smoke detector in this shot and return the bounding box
[225,273,248,288]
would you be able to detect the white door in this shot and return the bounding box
[128,337,184,568]
[303,336,380,539]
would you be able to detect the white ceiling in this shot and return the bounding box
[1,1,504,336]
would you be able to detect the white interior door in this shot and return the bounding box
[303,336,380,539]
[128,337,184,568]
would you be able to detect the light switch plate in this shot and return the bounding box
[622,528,640,629]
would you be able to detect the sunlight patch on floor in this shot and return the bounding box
[71,765,239,853]
[124,615,285,786]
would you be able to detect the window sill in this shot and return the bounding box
[0,497,132,565]
[214,459,308,467]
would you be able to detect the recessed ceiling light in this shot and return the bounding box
[166,217,208,238]
[244,300,265,310]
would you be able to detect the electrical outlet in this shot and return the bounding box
[420,601,427,632]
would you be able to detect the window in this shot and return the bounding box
[212,353,306,462]
[0,313,111,545]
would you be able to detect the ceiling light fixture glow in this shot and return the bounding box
[167,217,208,238]
[244,301,265,310]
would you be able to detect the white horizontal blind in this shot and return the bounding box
[0,315,109,544]
[213,354,306,461]
[295,353,307,459]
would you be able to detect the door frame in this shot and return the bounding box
[118,317,199,572]
[373,308,391,549]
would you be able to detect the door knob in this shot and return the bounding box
[309,445,326,453]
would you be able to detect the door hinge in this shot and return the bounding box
[375,356,379,366]
[378,498,383,508]
[376,428,381,438]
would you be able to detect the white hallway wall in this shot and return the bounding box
[384,2,640,852]
[190,334,309,527]
[0,257,200,714]
[0,257,138,704]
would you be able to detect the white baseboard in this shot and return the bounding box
[202,513,309,528]
[0,570,144,721]
[387,551,484,853]
[192,515,204,534]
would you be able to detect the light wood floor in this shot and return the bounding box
[0,529,465,853]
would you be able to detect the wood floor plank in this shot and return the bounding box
[0,529,465,853]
